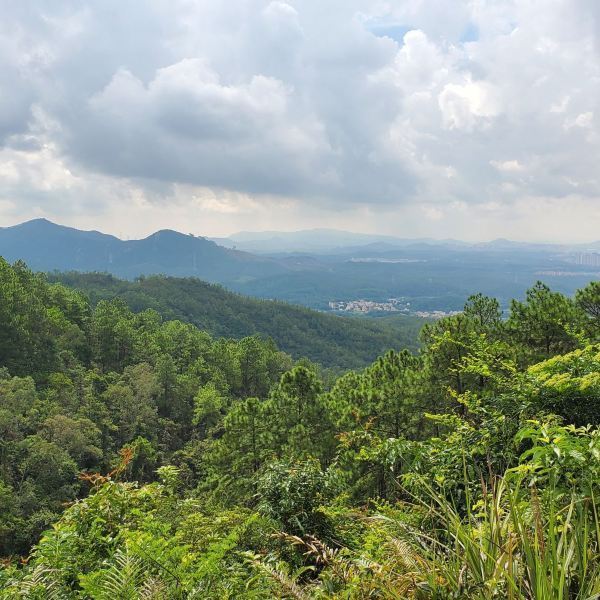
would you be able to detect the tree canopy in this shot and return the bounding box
[1,258,600,598]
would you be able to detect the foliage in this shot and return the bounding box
[257,459,334,537]
[2,257,600,598]
[528,345,600,426]
[0,258,291,555]
[575,280,600,337]
[51,271,425,370]
[508,281,582,364]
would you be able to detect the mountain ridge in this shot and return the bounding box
[215,228,600,254]
[0,218,288,283]
[1,219,598,313]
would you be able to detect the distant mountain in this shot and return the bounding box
[2,220,598,315]
[213,229,462,254]
[0,219,287,283]
[52,272,425,370]
[216,229,600,255]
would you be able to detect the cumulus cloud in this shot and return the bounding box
[0,0,599,241]
[438,80,501,130]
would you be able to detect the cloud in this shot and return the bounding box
[0,0,599,241]
[490,160,525,173]
[438,80,501,130]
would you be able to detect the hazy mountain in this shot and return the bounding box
[0,219,287,283]
[216,229,600,255]
[2,220,598,314]
[213,229,460,254]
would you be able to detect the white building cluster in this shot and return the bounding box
[328,298,410,313]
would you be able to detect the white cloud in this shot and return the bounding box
[0,0,599,241]
[564,111,595,130]
[490,159,525,172]
[439,79,501,130]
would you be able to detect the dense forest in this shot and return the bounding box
[1,256,599,598]
[51,272,424,370]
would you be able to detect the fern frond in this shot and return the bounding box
[13,564,66,600]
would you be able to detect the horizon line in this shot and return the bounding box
[2,217,600,248]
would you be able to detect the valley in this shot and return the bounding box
[2,219,598,314]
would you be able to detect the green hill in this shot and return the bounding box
[0,219,287,281]
[51,272,424,369]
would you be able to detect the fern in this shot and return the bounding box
[80,549,151,599]
[8,564,67,600]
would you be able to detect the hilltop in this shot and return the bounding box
[52,271,424,369]
[0,219,286,283]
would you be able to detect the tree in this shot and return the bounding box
[507,281,580,363]
[222,397,269,476]
[155,354,178,417]
[266,366,333,462]
[362,350,422,438]
[102,364,159,450]
[528,344,600,426]
[193,383,226,438]
[575,281,600,339]
[421,313,475,397]
[235,336,282,399]
[257,459,332,536]
[0,259,58,377]
[463,293,502,333]
[90,299,137,372]
[40,415,102,468]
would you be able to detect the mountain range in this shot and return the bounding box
[1,219,598,312]
[213,229,600,255]
[0,218,286,283]
[210,229,464,254]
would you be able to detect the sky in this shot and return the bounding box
[0,0,599,242]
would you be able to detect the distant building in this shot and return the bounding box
[569,252,600,267]
[329,298,421,315]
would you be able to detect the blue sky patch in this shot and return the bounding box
[461,22,479,42]
[367,23,413,44]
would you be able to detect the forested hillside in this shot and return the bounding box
[1,256,600,598]
[51,271,424,369]
[0,219,287,282]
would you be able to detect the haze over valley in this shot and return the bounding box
[2,218,597,314]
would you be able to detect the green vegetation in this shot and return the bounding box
[1,257,600,598]
[50,271,424,370]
